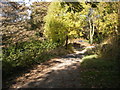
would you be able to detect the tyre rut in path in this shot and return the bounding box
[11,48,89,88]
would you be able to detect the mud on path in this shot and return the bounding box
[5,42,92,88]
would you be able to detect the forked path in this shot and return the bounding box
[11,45,93,88]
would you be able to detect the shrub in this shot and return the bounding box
[2,40,58,77]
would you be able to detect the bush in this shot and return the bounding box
[2,40,58,77]
[99,36,120,60]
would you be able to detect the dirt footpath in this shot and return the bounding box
[7,41,92,89]
[9,47,89,88]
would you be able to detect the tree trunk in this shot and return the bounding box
[92,21,95,43]
[89,19,93,44]
[65,35,68,49]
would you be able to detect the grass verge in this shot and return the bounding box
[80,55,120,88]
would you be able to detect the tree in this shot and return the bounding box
[29,2,50,32]
[0,0,29,24]
[95,2,118,39]
[0,0,31,46]
[44,2,86,48]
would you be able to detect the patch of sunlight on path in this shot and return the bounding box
[11,46,94,88]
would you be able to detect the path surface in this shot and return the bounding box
[10,45,93,88]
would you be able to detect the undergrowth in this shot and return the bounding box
[2,40,73,78]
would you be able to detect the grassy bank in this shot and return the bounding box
[80,55,120,88]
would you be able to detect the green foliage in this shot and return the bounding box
[61,2,84,13]
[44,2,66,45]
[44,2,87,45]
[44,2,119,45]
[2,40,58,77]
[80,55,119,88]
[2,1,120,84]
[94,2,118,40]
[44,16,67,45]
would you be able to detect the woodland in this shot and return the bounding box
[1,0,120,88]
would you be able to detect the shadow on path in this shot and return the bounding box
[16,48,85,88]
[19,62,82,88]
